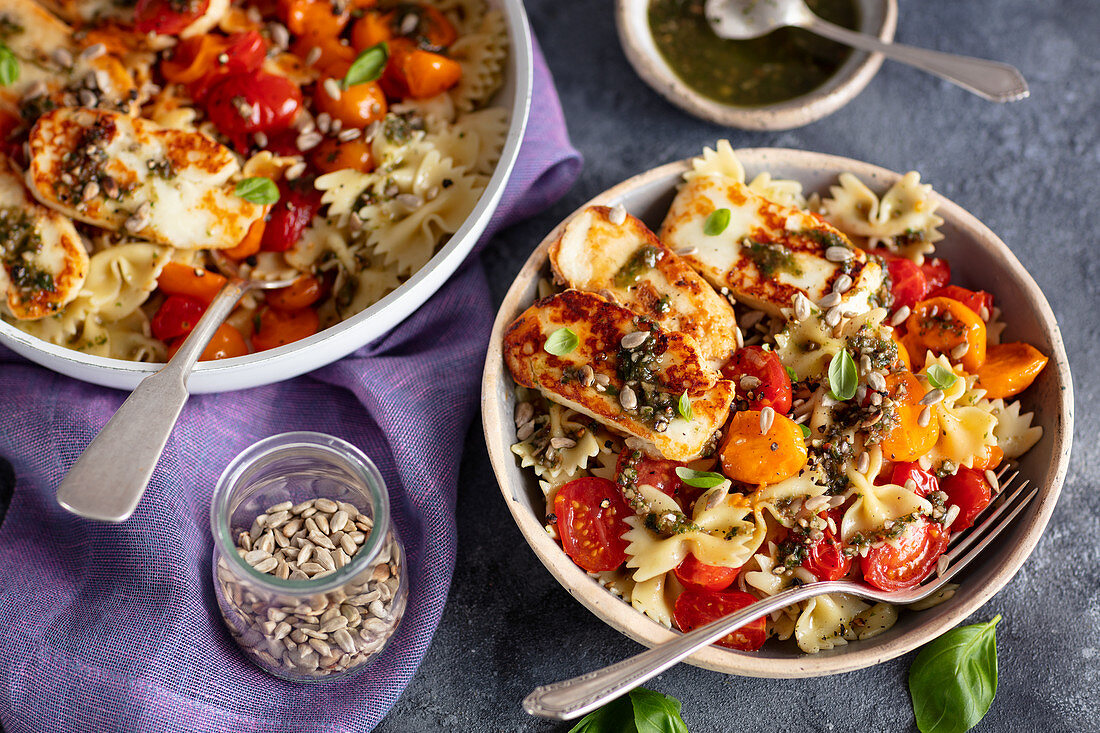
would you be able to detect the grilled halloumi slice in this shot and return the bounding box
[659,175,884,318]
[37,0,228,36]
[504,289,735,461]
[0,0,137,114]
[26,108,264,250]
[0,156,87,320]
[549,206,740,370]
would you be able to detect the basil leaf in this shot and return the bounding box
[799,423,810,439]
[926,363,959,391]
[0,44,19,87]
[909,615,1001,733]
[675,466,726,489]
[343,42,388,88]
[703,208,730,236]
[566,688,688,733]
[629,688,689,733]
[785,365,798,382]
[677,391,693,421]
[828,349,857,401]
[544,327,579,356]
[234,177,280,205]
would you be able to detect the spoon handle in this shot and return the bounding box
[805,17,1029,102]
[55,279,248,522]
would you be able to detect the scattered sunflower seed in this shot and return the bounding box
[917,405,932,427]
[620,331,648,349]
[608,204,627,225]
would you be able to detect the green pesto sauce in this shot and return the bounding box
[648,0,859,107]
[0,206,53,297]
[613,245,663,288]
[744,238,801,277]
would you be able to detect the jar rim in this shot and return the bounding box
[210,431,392,595]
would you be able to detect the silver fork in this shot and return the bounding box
[524,467,1034,720]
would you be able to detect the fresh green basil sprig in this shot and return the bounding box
[0,44,18,87]
[909,615,1001,733]
[344,42,388,88]
[677,391,693,421]
[674,467,725,489]
[828,349,857,401]
[569,687,688,733]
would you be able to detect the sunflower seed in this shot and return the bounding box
[825,246,854,262]
[759,406,775,434]
[944,504,961,528]
[516,421,535,441]
[857,451,870,473]
[620,331,648,349]
[832,274,853,294]
[320,616,349,633]
[291,499,315,514]
[818,291,842,309]
[608,204,627,225]
[985,469,1000,493]
[890,305,911,326]
[296,131,323,151]
[979,304,990,322]
[306,46,322,66]
[920,389,944,406]
[299,562,325,575]
[314,513,331,535]
[269,22,290,48]
[285,161,307,181]
[337,127,361,141]
[80,43,106,61]
[244,549,272,566]
[308,530,336,550]
[675,246,697,257]
[792,292,812,322]
[257,531,275,554]
[330,510,350,533]
[867,371,887,393]
[950,342,969,360]
[313,547,336,571]
[550,437,576,449]
[917,405,932,427]
[253,557,279,574]
[619,384,638,411]
[323,78,342,101]
[266,510,291,528]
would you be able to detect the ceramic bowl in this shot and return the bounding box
[482,148,1073,677]
[615,0,897,130]
[0,0,533,394]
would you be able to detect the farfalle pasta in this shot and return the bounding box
[1,0,508,361]
[504,142,1051,654]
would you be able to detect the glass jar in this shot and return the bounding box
[210,432,407,681]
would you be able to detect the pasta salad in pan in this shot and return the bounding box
[0,0,507,361]
[503,141,1048,655]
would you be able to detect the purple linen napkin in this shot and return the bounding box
[0,40,580,733]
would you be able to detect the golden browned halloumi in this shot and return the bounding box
[0,0,137,115]
[659,175,883,318]
[26,108,264,250]
[0,156,87,320]
[503,289,735,461]
[549,205,740,370]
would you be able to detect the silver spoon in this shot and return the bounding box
[705,0,1028,102]
[55,254,299,522]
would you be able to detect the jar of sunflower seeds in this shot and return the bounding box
[210,432,407,681]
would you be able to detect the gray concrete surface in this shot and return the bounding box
[375,0,1100,730]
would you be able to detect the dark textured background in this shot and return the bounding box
[374,0,1100,730]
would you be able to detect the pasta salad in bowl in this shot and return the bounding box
[483,143,1072,676]
[0,0,530,391]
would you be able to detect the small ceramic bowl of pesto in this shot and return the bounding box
[616,0,897,130]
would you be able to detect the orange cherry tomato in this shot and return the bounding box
[878,371,939,463]
[381,39,462,99]
[266,275,324,310]
[902,296,987,372]
[719,410,807,486]
[279,0,349,37]
[222,217,267,261]
[291,34,357,78]
[157,262,227,305]
[166,323,249,361]
[673,589,767,651]
[251,306,320,351]
[554,477,632,573]
[350,10,394,51]
[971,444,1004,471]
[309,137,375,174]
[976,342,1048,399]
[313,79,388,128]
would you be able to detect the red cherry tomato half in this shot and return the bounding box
[191,31,268,100]
[203,70,302,151]
[890,461,939,498]
[801,514,851,582]
[554,477,632,573]
[674,553,740,591]
[861,518,949,591]
[930,285,994,320]
[883,256,929,313]
[939,467,992,531]
[614,450,683,499]
[920,257,951,290]
[721,345,792,413]
[135,0,210,34]
[260,180,323,252]
[151,294,206,341]
[673,589,767,651]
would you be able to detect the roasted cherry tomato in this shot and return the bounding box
[135,0,210,34]
[251,306,320,351]
[861,518,948,591]
[882,254,929,313]
[930,285,994,320]
[157,262,227,304]
[674,554,740,591]
[920,257,951,290]
[615,449,683,500]
[260,181,323,252]
[890,461,939,497]
[313,80,387,129]
[203,70,302,151]
[721,345,792,413]
[553,477,632,573]
[310,137,375,174]
[266,274,324,310]
[151,295,206,341]
[166,323,249,361]
[801,515,851,582]
[380,38,462,99]
[939,467,992,531]
[673,589,767,651]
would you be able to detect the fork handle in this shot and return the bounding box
[523,583,838,720]
[804,17,1029,102]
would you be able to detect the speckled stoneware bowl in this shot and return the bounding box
[615,0,897,130]
[482,148,1073,677]
[0,0,532,393]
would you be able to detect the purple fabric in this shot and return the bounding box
[0,42,580,733]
